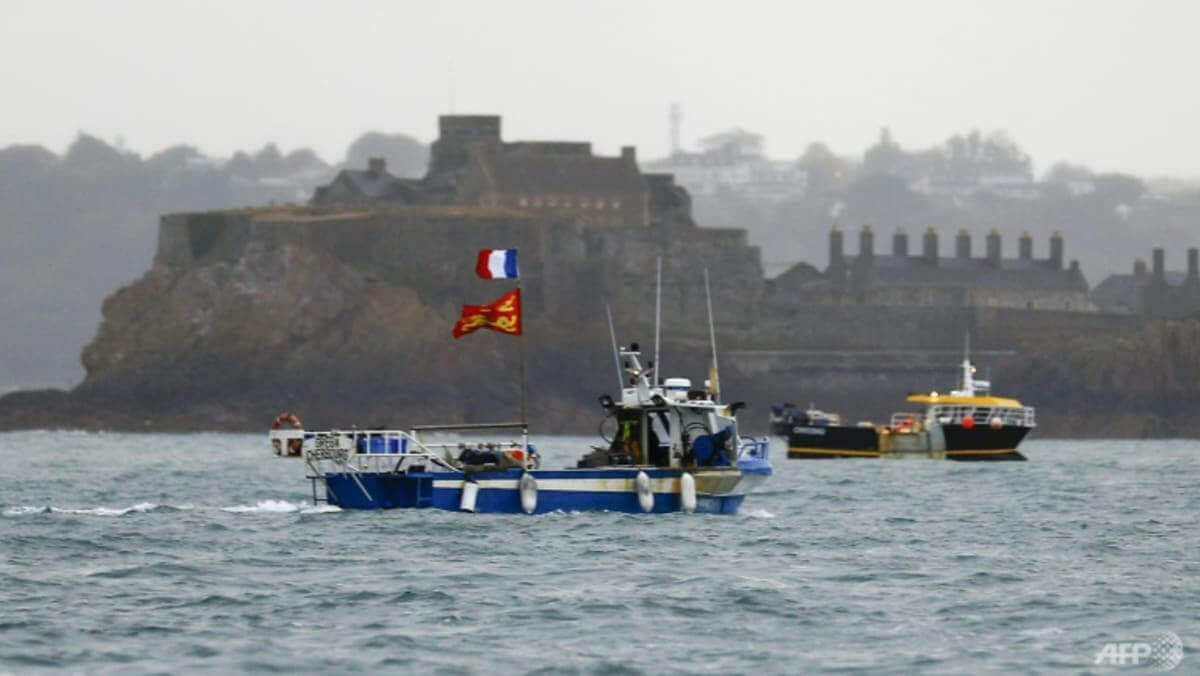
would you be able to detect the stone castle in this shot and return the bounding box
[313,115,693,229]
[162,115,761,329]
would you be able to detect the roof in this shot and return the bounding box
[1092,272,1187,312]
[906,394,1025,408]
[332,169,425,201]
[849,255,1087,291]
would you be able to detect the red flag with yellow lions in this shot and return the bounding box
[452,288,522,338]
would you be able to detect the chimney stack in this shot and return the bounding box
[859,225,874,266]
[892,228,908,257]
[1019,231,1033,260]
[1049,231,1064,269]
[828,225,844,268]
[956,229,971,259]
[620,146,637,163]
[986,229,1002,266]
[923,227,939,265]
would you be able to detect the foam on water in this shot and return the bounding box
[4,502,193,517]
[221,499,341,514]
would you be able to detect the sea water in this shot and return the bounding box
[1,432,1196,674]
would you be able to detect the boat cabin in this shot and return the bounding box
[583,344,742,469]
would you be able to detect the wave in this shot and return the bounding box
[220,499,341,514]
[742,508,775,519]
[3,503,193,517]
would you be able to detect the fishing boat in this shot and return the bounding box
[269,259,771,513]
[271,343,771,513]
[778,348,1035,461]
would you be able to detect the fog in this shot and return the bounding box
[3,0,1199,177]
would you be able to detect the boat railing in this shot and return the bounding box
[929,405,1036,428]
[302,429,454,474]
[300,427,539,475]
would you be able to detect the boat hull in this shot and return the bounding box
[320,467,764,513]
[787,424,1029,461]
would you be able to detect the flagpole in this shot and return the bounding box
[518,278,527,452]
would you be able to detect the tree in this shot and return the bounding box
[1092,173,1146,205]
[796,142,849,195]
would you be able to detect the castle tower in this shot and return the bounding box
[956,229,971,259]
[893,228,908,257]
[923,227,939,265]
[429,115,502,177]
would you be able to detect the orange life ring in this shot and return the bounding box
[271,412,304,456]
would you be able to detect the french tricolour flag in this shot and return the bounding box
[475,248,519,279]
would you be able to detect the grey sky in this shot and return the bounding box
[3,0,1198,177]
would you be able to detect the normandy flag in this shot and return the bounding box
[452,288,522,338]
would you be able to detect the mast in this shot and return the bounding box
[704,268,720,401]
[654,256,662,387]
[606,304,623,391]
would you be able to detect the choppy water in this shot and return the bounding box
[1,432,1196,674]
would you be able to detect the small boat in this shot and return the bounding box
[769,403,840,437]
[270,343,771,513]
[778,351,1035,461]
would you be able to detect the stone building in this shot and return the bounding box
[1092,247,1200,317]
[170,115,760,328]
[774,225,1092,310]
[313,115,693,229]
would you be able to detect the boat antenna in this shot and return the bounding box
[704,268,720,401]
[605,303,623,391]
[654,256,662,387]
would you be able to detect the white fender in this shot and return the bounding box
[459,479,479,512]
[519,472,538,514]
[635,471,654,513]
[680,472,697,514]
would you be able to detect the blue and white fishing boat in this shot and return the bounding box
[271,341,771,514]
